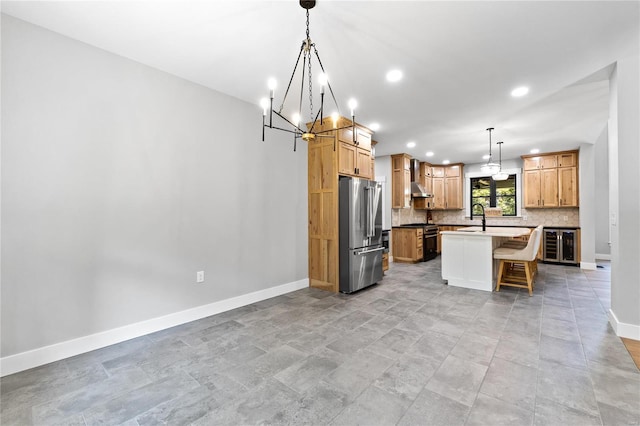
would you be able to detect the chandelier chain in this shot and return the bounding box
[306,9,313,121]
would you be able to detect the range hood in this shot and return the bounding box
[410,159,434,198]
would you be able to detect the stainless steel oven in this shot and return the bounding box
[423,225,438,261]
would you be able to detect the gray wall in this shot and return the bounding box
[594,125,610,257]
[609,53,640,332]
[578,143,596,267]
[1,15,308,357]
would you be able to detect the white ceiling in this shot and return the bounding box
[2,1,638,164]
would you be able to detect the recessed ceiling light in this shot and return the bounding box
[530,148,540,154]
[386,69,403,83]
[482,154,490,160]
[369,122,380,131]
[442,160,450,165]
[511,86,529,97]
[426,151,434,157]
[406,141,416,148]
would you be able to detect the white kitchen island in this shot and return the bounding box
[441,227,531,292]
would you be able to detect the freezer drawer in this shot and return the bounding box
[339,246,384,293]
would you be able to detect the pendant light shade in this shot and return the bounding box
[481,127,500,174]
[492,141,509,181]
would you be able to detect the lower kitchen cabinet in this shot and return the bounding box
[382,252,389,271]
[392,227,423,263]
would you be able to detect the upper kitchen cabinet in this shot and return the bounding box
[336,124,373,179]
[415,163,464,210]
[557,152,577,167]
[391,154,411,208]
[523,155,557,170]
[444,164,463,209]
[522,149,579,208]
[431,166,445,178]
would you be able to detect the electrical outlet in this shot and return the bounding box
[523,216,528,221]
[196,271,205,283]
[563,215,568,221]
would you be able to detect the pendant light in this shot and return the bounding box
[480,127,500,174]
[492,141,509,181]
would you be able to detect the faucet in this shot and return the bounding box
[471,203,486,231]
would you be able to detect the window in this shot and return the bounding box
[470,175,517,216]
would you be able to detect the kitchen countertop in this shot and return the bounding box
[436,223,534,228]
[436,223,580,230]
[392,224,435,228]
[440,226,531,238]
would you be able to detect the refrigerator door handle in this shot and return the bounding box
[365,186,375,237]
[356,247,386,255]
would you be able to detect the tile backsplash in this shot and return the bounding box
[391,205,428,226]
[431,207,580,227]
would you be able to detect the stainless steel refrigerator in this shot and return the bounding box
[339,176,384,293]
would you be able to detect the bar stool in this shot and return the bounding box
[493,226,543,296]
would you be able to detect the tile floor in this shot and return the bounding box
[1,259,639,425]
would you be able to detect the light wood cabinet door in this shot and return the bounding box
[391,168,404,208]
[403,170,411,207]
[540,155,558,169]
[523,170,542,207]
[445,164,461,177]
[523,157,540,171]
[421,163,432,178]
[558,167,578,206]
[525,155,557,170]
[557,152,577,167]
[445,176,462,209]
[423,176,433,195]
[391,154,411,208]
[356,148,371,179]
[392,228,408,260]
[392,228,422,263]
[337,142,356,176]
[540,168,559,207]
[432,166,445,178]
[338,127,372,151]
[432,177,445,209]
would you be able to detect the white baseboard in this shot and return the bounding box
[580,262,598,270]
[608,309,640,340]
[596,253,612,261]
[0,278,309,377]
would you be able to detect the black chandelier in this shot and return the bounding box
[260,0,360,151]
